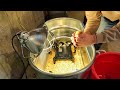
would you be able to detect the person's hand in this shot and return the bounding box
[71,31,97,47]
[71,31,82,46]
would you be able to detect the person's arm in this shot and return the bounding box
[96,22,120,43]
[84,11,102,34]
[71,22,120,47]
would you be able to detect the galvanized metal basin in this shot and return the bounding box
[29,17,96,79]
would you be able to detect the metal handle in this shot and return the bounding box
[96,50,106,55]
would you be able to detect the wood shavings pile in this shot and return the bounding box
[34,47,90,74]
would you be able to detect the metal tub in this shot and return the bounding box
[29,17,96,79]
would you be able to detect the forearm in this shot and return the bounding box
[84,11,101,34]
[96,23,120,43]
[84,21,100,34]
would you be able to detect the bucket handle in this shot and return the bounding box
[96,50,106,55]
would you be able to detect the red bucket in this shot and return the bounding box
[90,52,120,79]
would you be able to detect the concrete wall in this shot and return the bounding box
[0,11,45,79]
[67,11,85,22]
